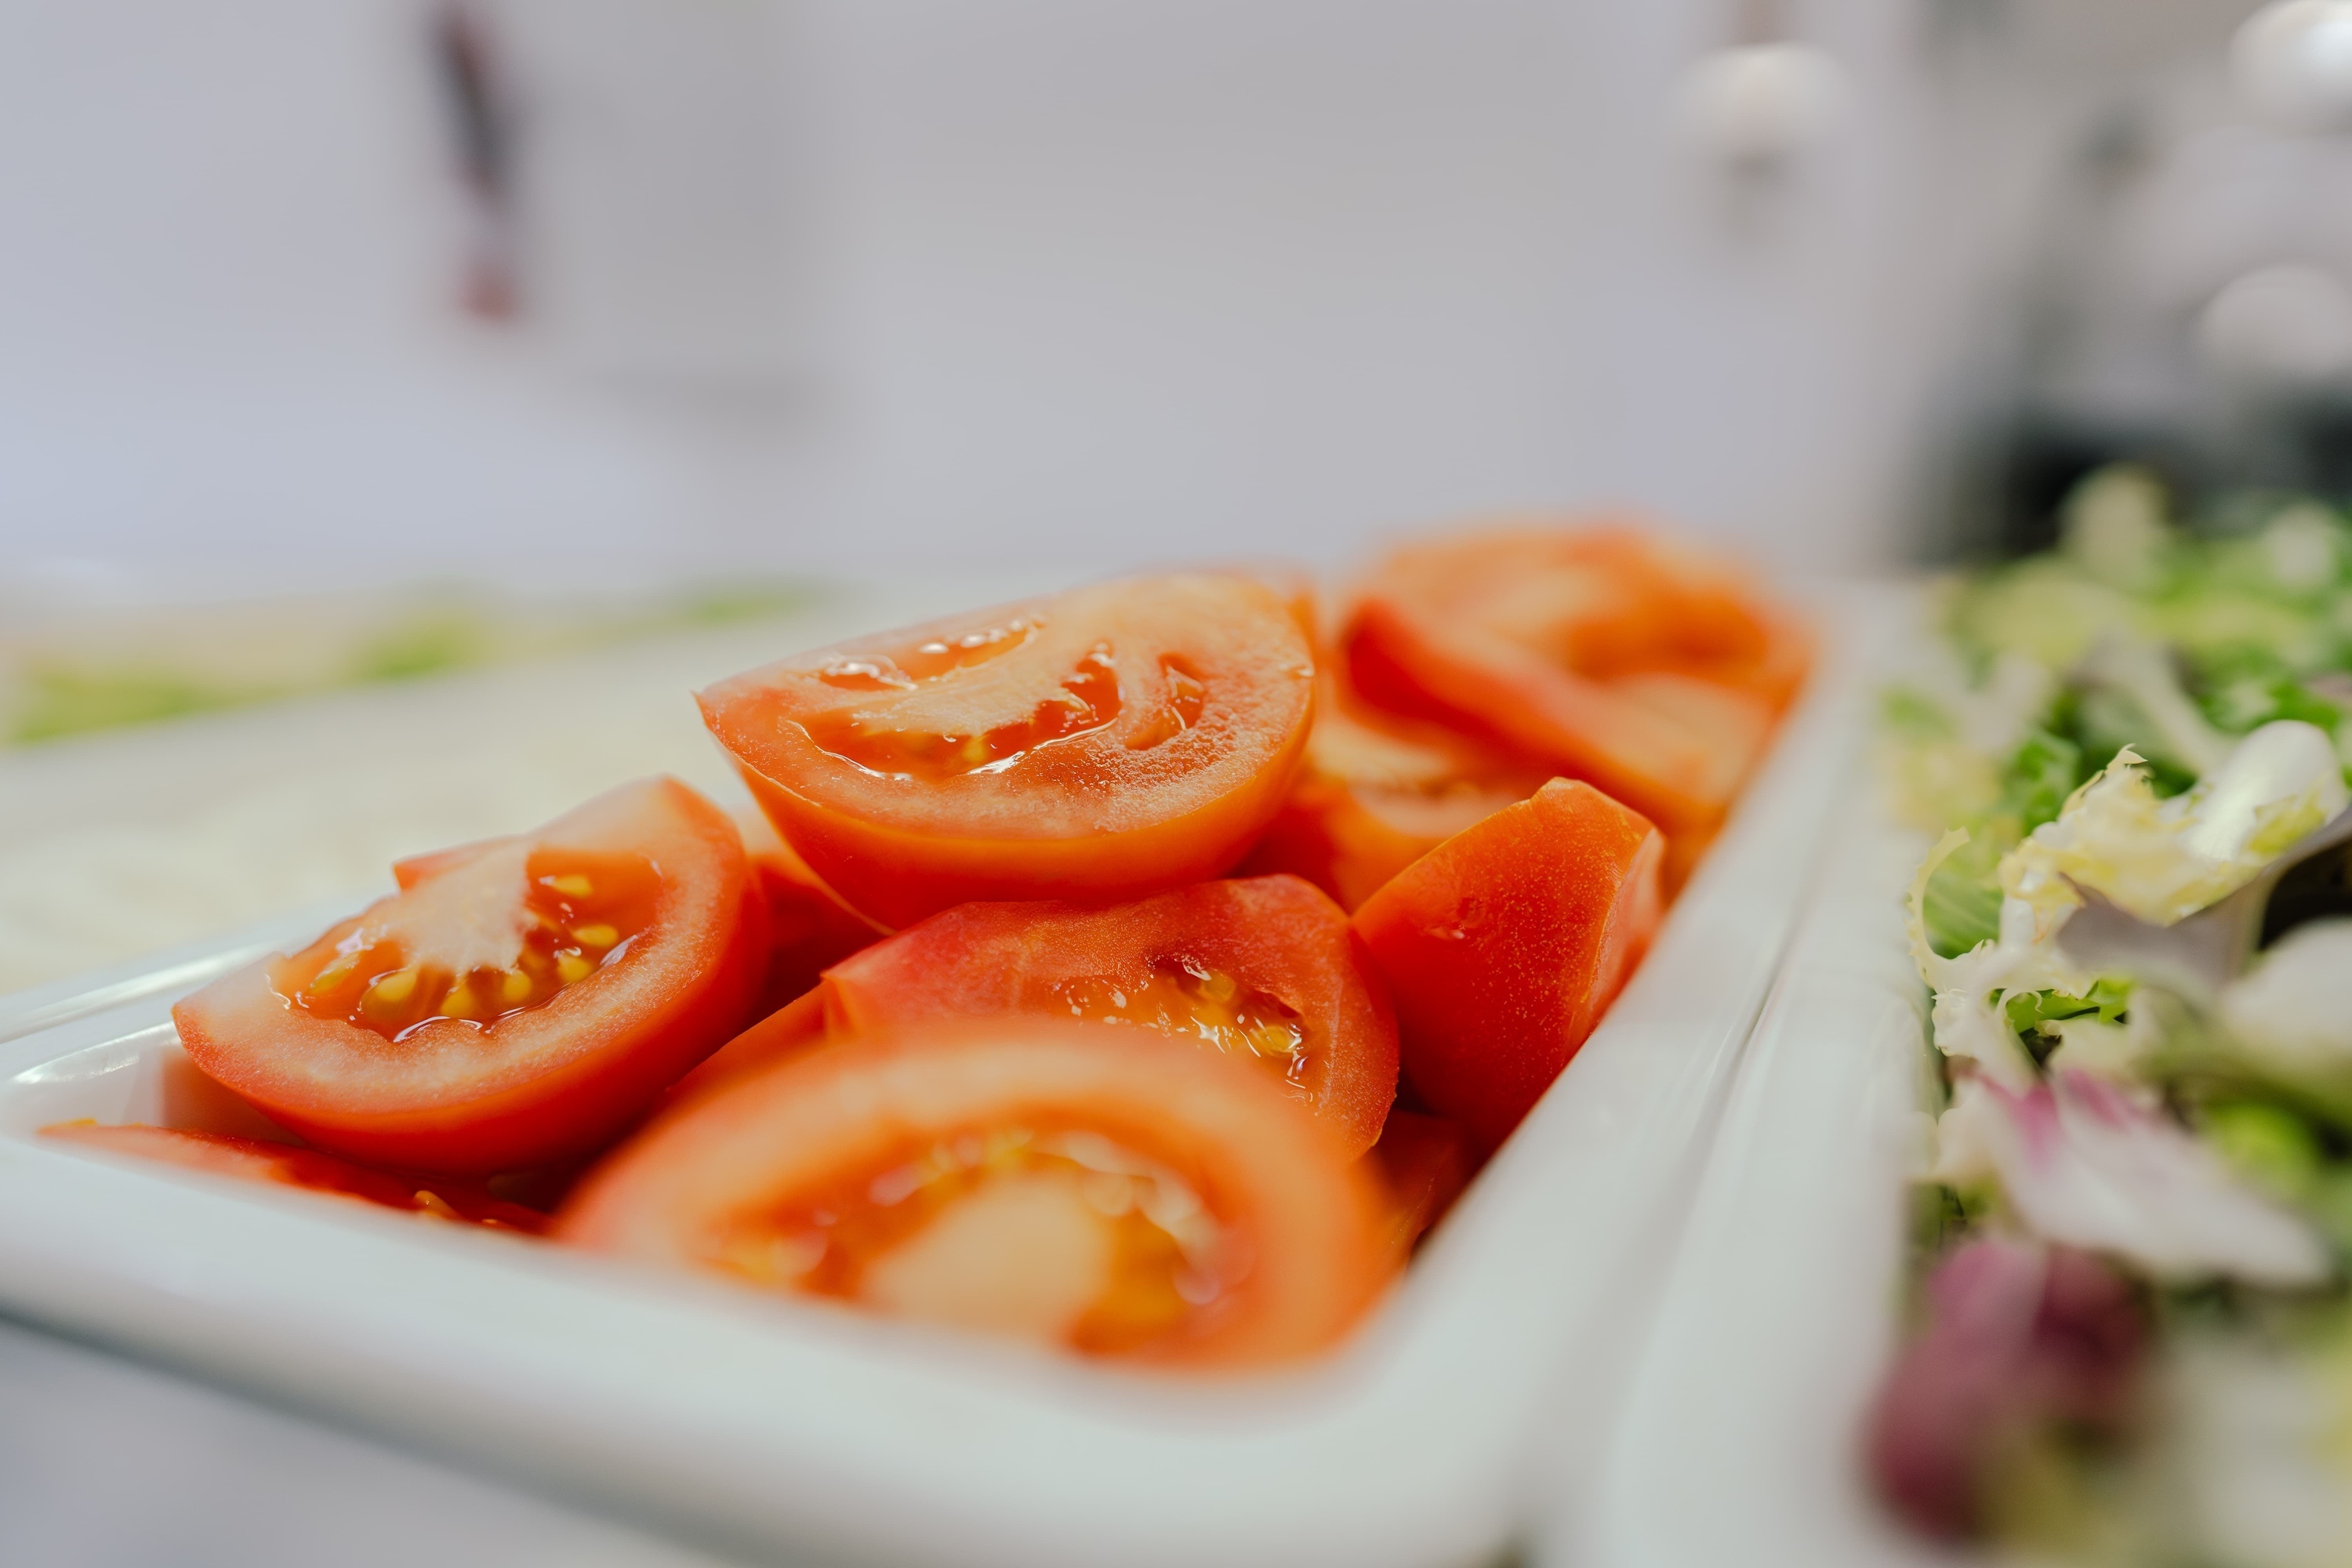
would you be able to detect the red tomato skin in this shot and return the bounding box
[1368,1109,1476,1256]
[1345,589,1766,841]
[733,808,888,1015]
[557,1020,1395,1368]
[814,876,1399,1157]
[665,985,828,1105]
[1339,524,1803,846]
[174,779,770,1175]
[40,1123,545,1231]
[1237,688,1552,914]
[1352,779,1664,1151]
[726,735,1310,931]
[698,575,1317,930]
[1240,769,1428,914]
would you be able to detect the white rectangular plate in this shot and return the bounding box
[0,594,1889,1568]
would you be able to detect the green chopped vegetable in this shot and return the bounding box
[1999,727,2086,833]
[2199,1101,2323,1203]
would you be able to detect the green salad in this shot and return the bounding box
[1871,466,2352,1564]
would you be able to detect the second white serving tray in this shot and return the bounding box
[0,592,1897,1568]
[1552,770,1947,1568]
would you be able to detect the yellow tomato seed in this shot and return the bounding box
[499,970,533,1005]
[572,923,619,949]
[441,984,477,1019]
[366,968,419,1007]
[556,951,595,985]
[547,874,593,898]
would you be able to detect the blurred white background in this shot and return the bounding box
[0,0,2011,601]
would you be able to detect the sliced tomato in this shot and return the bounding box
[174,777,768,1174]
[1367,1109,1475,1257]
[1240,681,1552,912]
[1206,557,1323,650]
[692,875,1396,1156]
[558,1019,1392,1367]
[698,573,1316,928]
[1352,778,1664,1150]
[670,986,829,1106]
[733,807,888,1014]
[1341,524,1805,843]
[40,1122,545,1231]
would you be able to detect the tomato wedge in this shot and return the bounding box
[1341,524,1806,842]
[1353,778,1664,1149]
[174,777,768,1174]
[559,1020,1392,1367]
[698,573,1316,928]
[686,875,1398,1156]
[1240,681,1552,913]
[1367,1109,1475,1257]
[733,807,888,1014]
[40,1123,545,1231]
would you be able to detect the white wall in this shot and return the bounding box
[0,0,1984,598]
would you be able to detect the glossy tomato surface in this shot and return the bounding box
[41,1122,545,1231]
[1353,778,1664,1150]
[559,1020,1392,1367]
[698,573,1316,928]
[175,777,768,1174]
[733,807,887,1014]
[1240,681,1552,913]
[1341,524,1806,843]
[795,875,1398,1156]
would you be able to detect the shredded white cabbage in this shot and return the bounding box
[2223,919,2352,1072]
[1908,722,2347,1102]
[1907,829,2079,1091]
[2002,723,2344,931]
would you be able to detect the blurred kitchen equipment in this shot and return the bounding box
[1921,0,2352,556]
[434,0,815,387]
[430,2,522,319]
[1675,0,1849,185]
[2234,0,2352,132]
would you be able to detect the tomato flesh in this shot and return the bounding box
[1353,778,1664,1150]
[710,1119,1229,1354]
[174,777,768,1174]
[284,846,659,1039]
[1241,683,1552,912]
[558,1020,1392,1367]
[41,1123,545,1232]
[757,875,1397,1156]
[1341,524,1805,844]
[699,574,1316,928]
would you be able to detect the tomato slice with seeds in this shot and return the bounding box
[686,876,1399,1156]
[174,778,768,1174]
[40,1123,545,1232]
[1341,524,1806,843]
[698,573,1316,928]
[1240,681,1553,913]
[558,1020,1392,1367]
[1353,778,1664,1151]
[733,808,888,1015]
